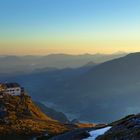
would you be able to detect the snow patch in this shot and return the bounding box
[83,126,111,140]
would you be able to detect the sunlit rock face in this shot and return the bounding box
[0,92,69,139]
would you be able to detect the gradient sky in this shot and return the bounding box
[1,0,140,55]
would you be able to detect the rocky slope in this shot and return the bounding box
[0,92,72,140]
[95,114,140,140]
[35,102,70,123]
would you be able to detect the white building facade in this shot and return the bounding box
[0,83,22,96]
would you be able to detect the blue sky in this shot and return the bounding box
[1,0,140,32]
[0,0,140,55]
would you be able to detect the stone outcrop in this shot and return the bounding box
[97,114,140,140]
[0,92,69,139]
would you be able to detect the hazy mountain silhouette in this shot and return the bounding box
[2,52,139,123]
[0,53,126,74]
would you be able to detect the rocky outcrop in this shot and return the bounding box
[0,92,70,139]
[0,92,54,121]
[97,114,140,140]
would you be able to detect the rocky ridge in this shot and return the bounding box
[0,92,70,139]
[96,114,140,140]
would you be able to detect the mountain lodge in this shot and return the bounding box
[0,83,24,96]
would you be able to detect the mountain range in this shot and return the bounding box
[0,53,126,75]
[1,52,140,123]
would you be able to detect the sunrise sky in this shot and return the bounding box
[1,0,140,55]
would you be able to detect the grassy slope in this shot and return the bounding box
[0,93,70,137]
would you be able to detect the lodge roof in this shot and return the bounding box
[0,83,20,88]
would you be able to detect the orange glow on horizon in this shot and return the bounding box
[0,39,140,55]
